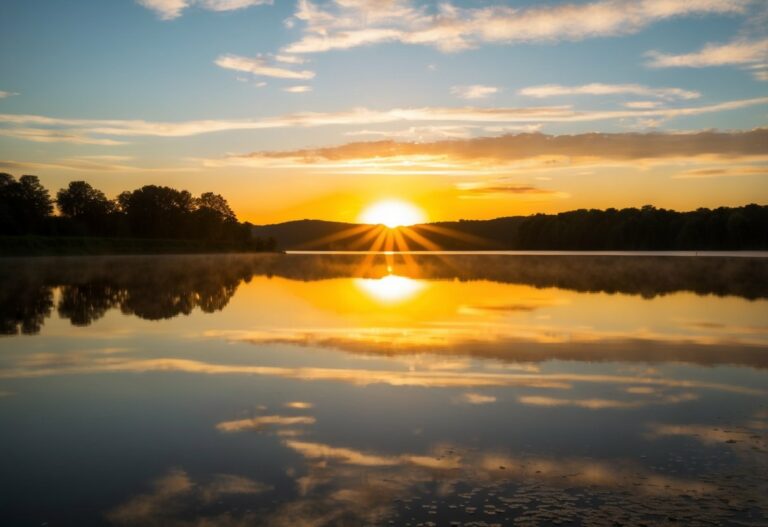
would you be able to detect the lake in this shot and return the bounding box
[1,253,767,526]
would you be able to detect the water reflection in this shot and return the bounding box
[1,253,767,526]
[101,404,768,527]
[1,253,767,334]
[354,274,426,304]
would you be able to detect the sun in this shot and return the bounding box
[359,199,426,228]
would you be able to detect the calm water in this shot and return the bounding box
[1,254,767,526]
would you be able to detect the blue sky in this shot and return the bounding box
[1,0,766,222]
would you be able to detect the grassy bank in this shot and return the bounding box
[0,236,277,256]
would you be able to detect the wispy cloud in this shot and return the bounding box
[137,0,272,20]
[624,101,663,109]
[0,128,126,145]
[284,0,750,54]
[345,124,542,140]
[672,165,768,178]
[0,156,195,173]
[458,392,497,405]
[285,401,314,409]
[200,0,273,12]
[0,91,18,99]
[456,183,570,200]
[646,37,768,80]
[215,54,316,80]
[274,54,306,65]
[518,392,698,409]
[216,415,316,432]
[451,85,499,100]
[284,85,313,93]
[0,97,766,143]
[519,83,700,100]
[232,128,768,166]
[646,37,768,68]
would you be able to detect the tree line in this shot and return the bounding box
[0,173,275,251]
[428,204,768,251]
[253,204,768,251]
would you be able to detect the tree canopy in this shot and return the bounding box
[0,173,54,235]
[0,174,275,251]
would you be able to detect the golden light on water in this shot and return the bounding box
[354,274,426,304]
[359,200,427,228]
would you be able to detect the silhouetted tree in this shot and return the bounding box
[56,181,116,235]
[57,181,115,219]
[190,191,241,240]
[196,192,236,222]
[117,185,195,238]
[0,173,53,234]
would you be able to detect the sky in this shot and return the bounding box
[0,0,767,224]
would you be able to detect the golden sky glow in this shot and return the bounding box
[1,1,767,223]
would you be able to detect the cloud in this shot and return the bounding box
[216,415,316,432]
[458,392,497,405]
[274,54,306,64]
[204,325,768,373]
[200,0,273,12]
[671,165,768,178]
[6,353,759,394]
[451,85,499,100]
[624,101,663,109]
[215,54,315,80]
[519,83,700,100]
[455,183,570,199]
[285,401,314,409]
[137,0,271,20]
[284,0,750,54]
[137,0,188,20]
[284,85,313,93]
[285,439,463,469]
[646,37,768,68]
[232,129,768,167]
[1,98,766,144]
[0,128,127,145]
[0,91,18,99]
[107,468,271,526]
[0,156,195,173]
[344,124,542,140]
[518,392,698,409]
[198,473,272,504]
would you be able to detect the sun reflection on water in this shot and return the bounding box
[354,274,426,304]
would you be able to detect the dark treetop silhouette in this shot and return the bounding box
[0,174,275,254]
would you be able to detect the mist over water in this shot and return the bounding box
[1,254,767,526]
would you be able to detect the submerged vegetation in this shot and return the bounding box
[0,174,276,255]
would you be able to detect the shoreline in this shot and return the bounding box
[0,236,276,257]
[287,250,768,258]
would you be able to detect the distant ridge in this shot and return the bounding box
[252,205,768,251]
[252,219,360,250]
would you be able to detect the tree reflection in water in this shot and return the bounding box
[1,253,767,334]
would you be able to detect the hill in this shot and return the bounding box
[252,205,768,251]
